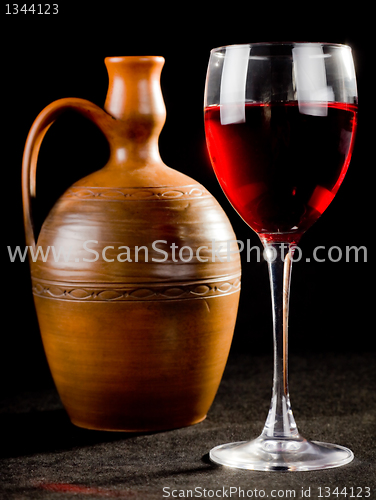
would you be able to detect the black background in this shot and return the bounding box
[2,5,372,397]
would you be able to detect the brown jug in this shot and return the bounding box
[22,56,241,431]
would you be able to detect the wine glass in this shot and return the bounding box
[204,42,358,471]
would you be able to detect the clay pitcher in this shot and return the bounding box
[22,56,241,431]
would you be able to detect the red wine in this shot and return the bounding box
[205,102,357,242]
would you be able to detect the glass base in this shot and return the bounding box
[209,435,354,471]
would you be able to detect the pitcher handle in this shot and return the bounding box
[22,97,114,252]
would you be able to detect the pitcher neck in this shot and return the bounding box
[104,56,166,125]
[103,56,166,166]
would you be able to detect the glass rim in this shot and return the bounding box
[210,42,352,53]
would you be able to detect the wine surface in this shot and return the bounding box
[205,102,357,242]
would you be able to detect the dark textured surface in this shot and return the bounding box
[0,351,375,499]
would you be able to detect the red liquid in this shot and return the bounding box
[205,102,357,243]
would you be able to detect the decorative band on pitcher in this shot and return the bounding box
[64,185,212,201]
[32,276,241,302]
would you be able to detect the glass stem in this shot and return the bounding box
[261,241,300,440]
